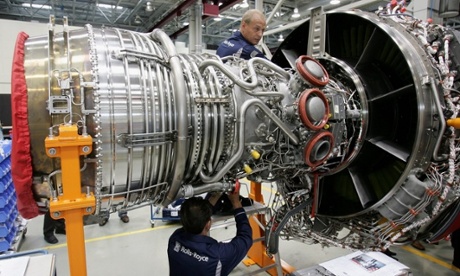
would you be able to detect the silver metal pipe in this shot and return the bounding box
[430,77,448,161]
[199,57,290,95]
[200,98,299,183]
[177,182,234,198]
[150,29,188,206]
[249,57,291,81]
[199,59,258,89]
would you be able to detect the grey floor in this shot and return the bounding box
[17,182,460,276]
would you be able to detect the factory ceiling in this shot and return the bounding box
[0,0,456,51]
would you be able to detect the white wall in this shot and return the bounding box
[0,19,80,95]
[407,0,444,24]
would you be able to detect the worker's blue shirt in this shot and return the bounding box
[216,31,266,60]
[167,207,252,276]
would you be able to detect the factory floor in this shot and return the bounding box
[18,182,460,276]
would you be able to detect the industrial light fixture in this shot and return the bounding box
[330,0,341,5]
[134,15,142,25]
[292,8,300,18]
[240,0,249,8]
[146,1,153,12]
[278,34,284,42]
[213,16,222,21]
[97,3,123,10]
[22,3,52,9]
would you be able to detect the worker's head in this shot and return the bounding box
[180,197,213,235]
[240,9,266,46]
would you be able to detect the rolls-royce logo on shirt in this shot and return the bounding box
[173,241,181,252]
[223,40,235,47]
[173,241,210,262]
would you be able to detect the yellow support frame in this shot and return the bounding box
[44,124,95,276]
[244,181,295,275]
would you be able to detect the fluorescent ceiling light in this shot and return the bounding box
[330,0,341,4]
[134,16,142,24]
[97,4,123,10]
[240,0,249,8]
[22,3,51,9]
[146,2,153,12]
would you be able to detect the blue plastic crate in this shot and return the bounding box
[0,177,12,194]
[0,238,11,252]
[0,219,16,239]
[0,140,19,254]
[0,140,12,164]
[0,204,15,225]
[0,185,17,209]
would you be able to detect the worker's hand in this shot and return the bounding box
[227,190,242,209]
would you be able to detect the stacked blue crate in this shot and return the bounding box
[0,140,20,252]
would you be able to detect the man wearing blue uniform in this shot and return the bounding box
[216,9,267,60]
[167,190,252,276]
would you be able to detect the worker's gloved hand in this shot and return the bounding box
[227,189,242,209]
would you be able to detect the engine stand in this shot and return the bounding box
[45,124,95,276]
[243,181,295,275]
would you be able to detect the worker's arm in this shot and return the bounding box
[216,191,252,274]
[227,191,252,246]
[227,192,242,209]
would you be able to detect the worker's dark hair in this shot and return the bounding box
[180,197,213,234]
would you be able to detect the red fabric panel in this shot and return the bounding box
[11,32,39,219]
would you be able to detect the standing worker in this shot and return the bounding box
[167,190,252,276]
[216,9,267,60]
[43,210,66,244]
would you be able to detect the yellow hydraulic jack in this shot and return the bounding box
[244,181,295,275]
[44,124,95,276]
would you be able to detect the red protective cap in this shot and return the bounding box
[11,32,40,219]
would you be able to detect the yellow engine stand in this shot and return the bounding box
[45,124,95,276]
[243,181,295,275]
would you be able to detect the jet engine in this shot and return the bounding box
[11,7,460,253]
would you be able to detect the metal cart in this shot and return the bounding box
[150,198,184,227]
[0,249,56,275]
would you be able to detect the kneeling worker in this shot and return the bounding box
[167,190,252,276]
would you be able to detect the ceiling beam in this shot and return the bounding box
[264,0,384,36]
[149,0,197,31]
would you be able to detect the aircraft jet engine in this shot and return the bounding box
[10,6,460,253]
